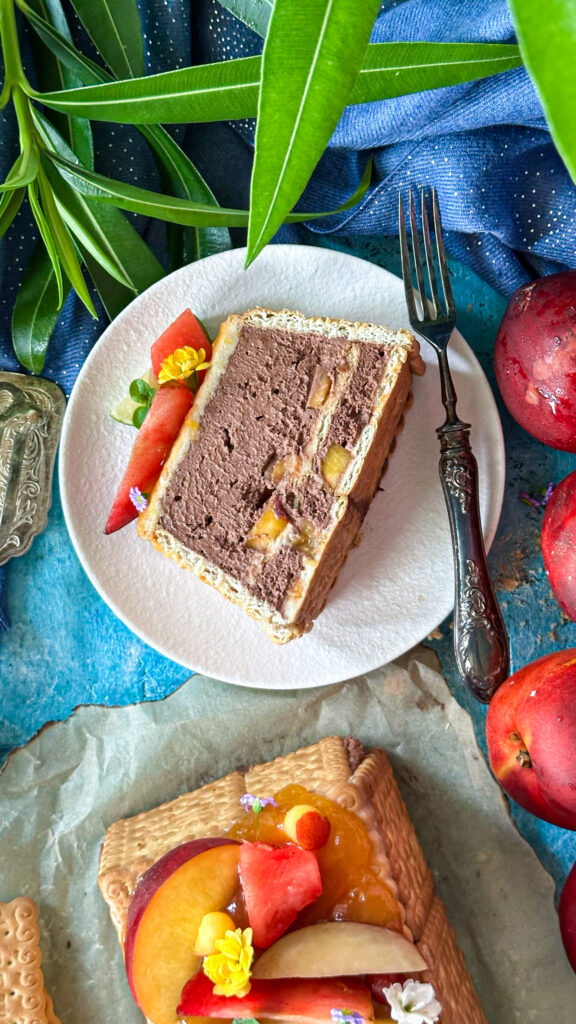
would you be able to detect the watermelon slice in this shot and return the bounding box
[105,382,192,534]
[239,842,322,949]
[150,309,212,383]
[177,969,373,1023]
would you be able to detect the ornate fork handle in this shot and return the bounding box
[437,420,509,703]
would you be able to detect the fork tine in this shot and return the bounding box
[408,188,427,319]
[398,193,419,323]
[420,188,440,319]
[431,187,456,318]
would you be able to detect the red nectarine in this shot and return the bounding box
[559,860,576,972]
[494,270,576,451]
[542,472,576,620]
[486,650,576,829]
[124,838,240,1024]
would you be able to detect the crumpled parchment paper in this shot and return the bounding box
[1,647,574,1023]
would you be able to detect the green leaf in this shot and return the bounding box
[508,0,576,182]
[132,404,148,428]
[32,41,523,124]
[247,0,382,262]
[0,146,40,191]
[49,151,371,227]
[11,242,70,372]
[68,0,144,78]
[28,180,64,305]
[0,186,25,239]
[33,56,262,122]
[218,0,271,37]
[129,378,152,402]
[352,41,523,103]
[36,165,97,316]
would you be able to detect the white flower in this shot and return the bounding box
[383,980,442,1024]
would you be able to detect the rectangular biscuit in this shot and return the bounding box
[99,737,487,1024]
[0,897,61,1024]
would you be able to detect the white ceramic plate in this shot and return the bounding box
[60,244,505,688]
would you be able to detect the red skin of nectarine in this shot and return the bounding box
[559,860,576,972]
[542,471,576,620]
[486,649,576,830]
[494,270,576,451]
[124,837,239,998]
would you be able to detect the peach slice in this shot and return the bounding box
[124,838,240,1024]
[251,921,427,979]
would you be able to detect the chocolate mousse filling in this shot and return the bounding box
[158,323,393,613]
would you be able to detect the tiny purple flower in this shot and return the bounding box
[331,1010,365,1024]
[518,481,555,508]
[240,793,278,815]
[129,486,148,512]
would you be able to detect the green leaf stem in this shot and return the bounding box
[509,0,576,182]
[12,242,69,372]
[247,0,382,262]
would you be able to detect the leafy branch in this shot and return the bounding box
[1,0,566,373]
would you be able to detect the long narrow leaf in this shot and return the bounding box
[27,181,64,305]
[32,56,261,121]
[32,43,522,124]
[509,0,576,183]
[0,187,25,239]
[353,42,522,102]
[218,0,271,38]
[49,151,370,226]
[12,243,70,373]
[68,0,144,79]
[247,0,381,262]
[0,147,40,191]
[37,166,97,315]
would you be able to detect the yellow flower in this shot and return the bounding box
[158,346,211,384]
[203,927,254,998]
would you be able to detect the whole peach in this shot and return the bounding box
[494,270,576,451]
[559,860,576,972]
[542,471,576,620]
[486,649,576,830]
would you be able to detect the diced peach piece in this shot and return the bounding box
[307,369,332,409]
[321,444,352,489]
[246,508,288,551]
[194,911,236,956]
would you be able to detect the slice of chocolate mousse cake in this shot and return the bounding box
[138,308,424,642]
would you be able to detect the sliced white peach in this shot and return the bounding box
[251,921,427,979]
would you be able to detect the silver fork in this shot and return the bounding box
[399,186,509,703]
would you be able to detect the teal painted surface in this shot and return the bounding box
[1,236,575,893]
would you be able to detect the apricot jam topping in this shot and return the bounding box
[227,784,402,933]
